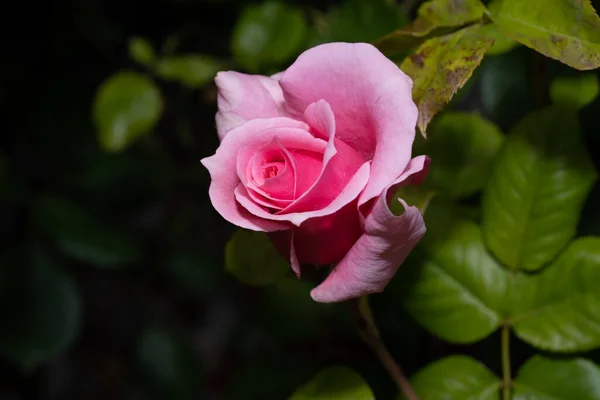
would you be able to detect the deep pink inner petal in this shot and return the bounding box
[287,149,323,197]
[250,138,295,198]
[234,126,327,213]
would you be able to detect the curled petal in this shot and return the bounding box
[215,72,285,139]
[310,156,430,303]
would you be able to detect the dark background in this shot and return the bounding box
[1,0,600,399]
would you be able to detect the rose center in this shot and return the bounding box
[262,160,284,179]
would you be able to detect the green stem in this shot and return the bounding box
[352,297,419,400]
[501,321,512,400]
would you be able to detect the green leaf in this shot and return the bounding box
[478,23,519,56]
[289,366,374,400]
[314,0,408,44]
[137,327,202,399]
[402,219,507,343]
[482,106,597,271]
[232,2,308,72]
[400,25,493,135]
[513,355,600,399]
[424,112,504,198]
[128,37,156,67]
[374,0,486,55]
[510,237,600,352]
[92,71,163,152]
[550,74,599,110]
[0,249,81,370]
[402,356,500,399]
[36,197,142,267]
[489,0,600,70]
[156,55,222,88]
[224,228,289,285]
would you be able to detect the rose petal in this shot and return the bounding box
[248,137,296,208]
[236,161,371,226]
[279,42,418,209]
[310,156,430,303]
[291,200,362,266]
[235,126,327,210]
[280,99,364,214]
[236,127,326,186]
[201,117,309,232]
[290,231,301,277]
[215,72,286,140]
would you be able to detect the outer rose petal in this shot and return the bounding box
[279,42,418,209]
[201,117,309,232]
[310,156,430,303]
[215,72,285,139]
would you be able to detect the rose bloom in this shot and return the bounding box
[202,42,429,302]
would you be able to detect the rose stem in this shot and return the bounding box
[351,296,419,400]
[501,320,512,400]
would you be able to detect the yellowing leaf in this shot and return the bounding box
[478,23,519,55]
[401,25,493,135]
[489,0,600,70]
[374,0,486,55]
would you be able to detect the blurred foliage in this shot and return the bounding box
[2,0,600,399]
[290,366,374,400]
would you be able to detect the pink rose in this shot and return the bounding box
[201,42,429,303]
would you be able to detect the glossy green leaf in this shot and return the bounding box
[289,366,374,400]
[313,0,408,44]
[424,112,504,198]
[478,23,518,56]
[36,197,142,267]
[374,0,486,55]
[128,37,156,67]
[402,356,500,399]
[510,237,600,352]
[513,355,600,399]
[137,327,202,399]
[550,74,599,110]
[232,2,308,72]
[489,0,600,70]
[402,219,507,343]
[482,106,597,271]
[0,250,81,370]
[93,71,162,152]
[401,25,493,135]
[156,55,222,88]
[225,228,289,286]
